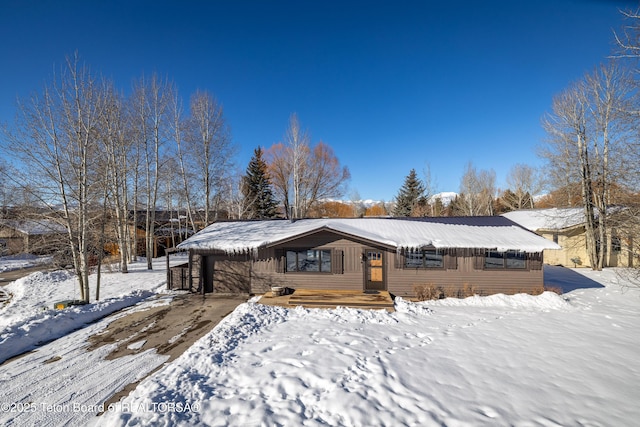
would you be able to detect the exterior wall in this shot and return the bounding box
[387,250,544,298]
[249,231,544,298]
[539,226,636,268]
[191,251,251,294]
[0,226,64,255]
[213,257,251,293]
[539,227,589,267]
[250,231,372,294]
[191,231,546,298]
[0,228,26,255]
[606,230,635,268]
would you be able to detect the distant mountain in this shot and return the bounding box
[321,199,386,208]
[428,192,458,206]
[325,194,460,208]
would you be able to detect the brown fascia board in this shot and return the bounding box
[265,225,397,251]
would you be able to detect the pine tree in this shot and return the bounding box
[393,169,426,217]
[242,147,279,219]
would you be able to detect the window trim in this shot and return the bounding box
[404,249,445,269]
[285,248,333,274]
[484,250,527,270]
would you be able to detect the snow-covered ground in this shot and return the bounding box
[0,255,189,426]
[0,259,177,364]
[104,266,638,427]
[1,256,639,426]
[0,254,52,273]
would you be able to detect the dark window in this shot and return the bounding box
[485,250,527,269]
[552,233,559,244]
[286,249,332,272]
[611,231,622,252]
[506,251,526,269]
[484,250,505,269]
[405,252,424,268]
[405,249,444,268]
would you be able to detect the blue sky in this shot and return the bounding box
[0,0,636,201]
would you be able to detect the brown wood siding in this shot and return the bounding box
[193,231,546,298]
[213,256,251,293]
[388,250,545,298]
[194,252,251,294]
[251,231,373,294]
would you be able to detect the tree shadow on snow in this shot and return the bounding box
[544,265,604,293]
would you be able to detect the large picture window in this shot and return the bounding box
[286,249,332,272]
[405,249,444,268]
[485,250,526,269]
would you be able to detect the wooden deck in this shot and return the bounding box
[258,289,395,311]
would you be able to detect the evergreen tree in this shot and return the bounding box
[393,169,426,217]
[242,147,279,219]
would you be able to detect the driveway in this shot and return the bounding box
[0,265,55,286]
[0,292,248,425]
[88,292,248,409]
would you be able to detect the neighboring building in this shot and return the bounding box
[0,219,67,255]
[128,210,199,258]
[502,208,635,268]
[173,217,559,298]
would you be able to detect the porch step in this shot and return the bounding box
[261,289,395,311]
[288,297,394,307]
[293,304,395,312]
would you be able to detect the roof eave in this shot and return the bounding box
[265,225,397,251]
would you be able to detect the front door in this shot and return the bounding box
[364,249,386,291]
[202,256,215,293]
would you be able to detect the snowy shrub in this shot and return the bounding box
[462,283,478,297]
[413,283,444,301]
[413,283,488,300]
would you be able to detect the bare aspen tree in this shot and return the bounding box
[603,9,640,276]
[541,63,635,270]
[422,164,436,216]
[613,7,640,281]
[183,90,234,226]
[224,172,253,220]
[349,190,365,217]
[459,162,480,216]
[458,162,496,216]
[614,8,640,59]
[2,54,105,301]
[130,73,173,269]
[0,160,10,211]
[285,113,311,219]
[503,163,542,210]
[99,81,132,273]
[170,90,198,233]
[542,82,599,268]
[585,63,635,268]
[158,157,183,247]
[478,169,497,216]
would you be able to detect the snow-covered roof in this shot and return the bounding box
[0,219,68,235]
[501,208,585,232]
[177,217,560,254]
